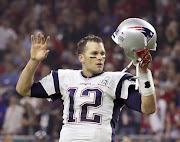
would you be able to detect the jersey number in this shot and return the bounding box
[67,88,103,124]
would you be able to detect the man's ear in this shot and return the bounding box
[78,54,84,63]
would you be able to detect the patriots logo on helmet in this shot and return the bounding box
[128,26,154,42]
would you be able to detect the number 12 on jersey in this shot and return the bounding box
[67,88,103,124]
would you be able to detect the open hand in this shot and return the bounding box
[30,32,50,62]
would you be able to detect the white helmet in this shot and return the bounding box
[112,18,157,67]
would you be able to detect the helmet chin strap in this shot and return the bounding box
[121,60,133,73]
[121,60,139,90]
[144,36,147,46]
[135,63,139,90]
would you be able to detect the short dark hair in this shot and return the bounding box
[77,35,103,55]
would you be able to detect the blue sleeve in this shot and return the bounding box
[31,82,61,102]
[31,82,49,98]
[124,85,142,113]
[31,70,62,102]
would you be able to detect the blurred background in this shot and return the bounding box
[0,0,179,142]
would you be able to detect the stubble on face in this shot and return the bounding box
[81,42,106,77]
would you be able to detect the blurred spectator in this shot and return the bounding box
[161,82,177,104]
[0,55,19,88]
[104,62,115,72]
[37,100,57,136]
[60,41,75,66]
[171,40,180,73]
[2,96,24,135]
[116,107,136,135]
[36,64,51,80]
[140,114,151,134]
[97,0,110,14]
[98,12,117,35]
[22,102,38,135]
[86,10,99,35]
[43,23,64,69]
[0,97,7,130]
[0,19,17,62]
[149,85,167,141]
[165,100,180,138]
[165,21,179,46]
[132,110,141,135]
[0,0,8,16]
[20,97,43,115]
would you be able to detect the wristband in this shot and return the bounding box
[138,69,155,96]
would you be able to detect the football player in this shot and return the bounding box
[16,18,156,142]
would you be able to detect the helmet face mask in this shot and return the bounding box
[112,18,157,66]
[136,48,151,67]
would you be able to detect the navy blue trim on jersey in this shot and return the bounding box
[115,73,134,99]
[81,71,104,78]
[52,70,60,93]
[125,85,142,112]
[50,93,62,102]
[51,70,62,101]
[31,82,49,98]
[31,71,62,102]
[31,82,61,101]
[111,99,125,142]
[111,125,116,142]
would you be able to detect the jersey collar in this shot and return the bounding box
[81,71,104,79]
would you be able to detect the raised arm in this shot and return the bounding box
[138,53,156,114]
[16,33,50,96]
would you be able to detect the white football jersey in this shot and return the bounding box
[39,69,136,142]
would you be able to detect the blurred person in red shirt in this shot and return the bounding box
[165,100,180,138]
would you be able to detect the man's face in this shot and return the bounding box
[79,41,106,77]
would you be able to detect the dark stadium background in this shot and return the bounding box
[0,0,179,141]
